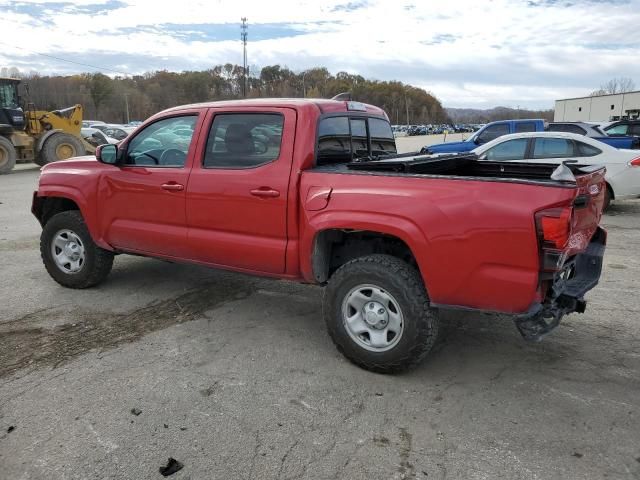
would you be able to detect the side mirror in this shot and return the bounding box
[96,144,118,165]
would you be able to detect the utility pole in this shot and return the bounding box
[124,93,130,124]
[405,94,410,125]
[241,17,248,98]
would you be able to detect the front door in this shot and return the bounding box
[185,107,296,273]
[99,112,202,257]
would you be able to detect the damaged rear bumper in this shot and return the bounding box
[514,227,606,341]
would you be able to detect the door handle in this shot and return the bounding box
[161,183,184,191]
[250,188,280,198]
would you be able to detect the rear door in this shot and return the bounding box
[185,107,296,273]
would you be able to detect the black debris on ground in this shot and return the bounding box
[7,426,15,433]
[572,452,583,458]
[164,424,168,429]
[159,457,184,477]
[179,427,187,431]
[131,408,142,416]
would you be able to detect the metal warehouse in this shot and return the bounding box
[554,90,640,122]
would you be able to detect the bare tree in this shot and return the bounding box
[592,77,636,96]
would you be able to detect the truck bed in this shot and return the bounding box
[312,152,602,186]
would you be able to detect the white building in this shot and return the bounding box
[554,91,640,122]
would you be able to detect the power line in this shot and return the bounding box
[0,41,131,77]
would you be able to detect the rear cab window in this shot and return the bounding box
[317,115,396,165]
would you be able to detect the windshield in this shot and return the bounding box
[0,83,19,109]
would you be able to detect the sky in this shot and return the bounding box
[0,0,639,109]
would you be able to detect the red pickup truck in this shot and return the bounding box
[32,98,607,372]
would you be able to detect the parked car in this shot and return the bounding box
[31,98,607,372]
[80,127,118,147]
[602,120,640,137]
[90,124,135,141]
[473,131,640,208]
[422,119,640,154]
[103,126,135,141]
[81,120,106,129]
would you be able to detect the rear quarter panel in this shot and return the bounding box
[299,171,580,314]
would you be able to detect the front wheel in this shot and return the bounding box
[40,210,114,288]
[323,254,439,373]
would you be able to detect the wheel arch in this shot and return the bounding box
[307,217,432,295]
[33,187,111,251]
[606,181,615,199]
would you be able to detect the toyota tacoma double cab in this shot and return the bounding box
[32,98,607,372]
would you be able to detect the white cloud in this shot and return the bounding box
[1,0,639,108]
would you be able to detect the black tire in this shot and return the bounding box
[0,136,17,175]
[604,184,613,211]
[323,254,439,373]
[36,133,85,166]
[40,210,114,288]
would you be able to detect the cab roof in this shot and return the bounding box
[161,98,387,117]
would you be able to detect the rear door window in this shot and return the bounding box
[515,122,537,133]
[477,124,510,144]
[203,113,284,169]
[532,138,575,158]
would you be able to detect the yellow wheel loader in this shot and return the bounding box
[0,77,93,174]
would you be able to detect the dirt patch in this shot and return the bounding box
[0,237,40,251]
[0,280,254,378]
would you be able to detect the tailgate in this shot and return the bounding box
[566,165,606,256]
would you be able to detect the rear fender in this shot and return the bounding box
[301,211,432,290]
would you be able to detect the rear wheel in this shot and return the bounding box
[0,136,17,174]
[40,210,114,288]
[323,254,439,373]
[36,133,85,166]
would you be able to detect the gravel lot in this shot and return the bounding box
[1,152,639,479]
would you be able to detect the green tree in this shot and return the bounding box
[89,73,113,117]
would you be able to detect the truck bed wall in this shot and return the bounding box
[299,171,579,314]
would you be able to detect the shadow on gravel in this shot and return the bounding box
[0,278,254,378]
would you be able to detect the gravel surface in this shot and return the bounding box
[1,165,639,480]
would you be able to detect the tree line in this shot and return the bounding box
[4,65,450,125]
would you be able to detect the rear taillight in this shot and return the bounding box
[536,207,572,250]
[535,207,574,272]
[630,157,640,167]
